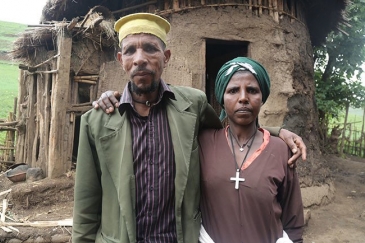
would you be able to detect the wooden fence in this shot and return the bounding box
[0,98,18,171]
[328,121,365,158]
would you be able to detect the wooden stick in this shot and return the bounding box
[71,102,92,107]
[33,70,58,74]
[66,106,93,113]
[73,75,99,79]
[8,226,19,232]
[0,219,73,227]
[0,226,11,232]
[1,200,7,222]
[27,24,55,27]
[19,54,60,71]
[112,0,157,14]
[0,121,18,126]
[0,127,17,131]
[67,17,79,31]
[74,79,97,85]
[0,212,15,222]
[0,161,15,165]
[0,146,16,150]
[0,189,11,197]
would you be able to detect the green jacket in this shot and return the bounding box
[72,85,222,243]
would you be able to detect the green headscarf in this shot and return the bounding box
[215,57,271,121]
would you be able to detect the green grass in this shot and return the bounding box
[334,108,365,131]
[0,20,25,145]
[0,21,27,52]
[0,60,19,119]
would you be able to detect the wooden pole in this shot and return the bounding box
[173,0,179,10]
[339,103,350,157]
[258,0,262,16]
[273,0,279,22]
[361,106,365,157]
[48,25,72,178]
[112,0,158,14]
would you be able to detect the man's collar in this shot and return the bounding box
[118,80,175,115]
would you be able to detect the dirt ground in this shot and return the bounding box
[303,154,365,243]
[0,154,365,242]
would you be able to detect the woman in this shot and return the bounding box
[198,57,304,243]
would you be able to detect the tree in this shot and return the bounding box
[314,0,365,145]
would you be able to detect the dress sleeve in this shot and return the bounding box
[278,148,305,243]
[72,114,102,242]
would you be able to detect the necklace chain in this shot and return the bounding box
[229,127,257,171]
[132,98,156,107]
[229,128,256,152]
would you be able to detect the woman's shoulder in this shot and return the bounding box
[199,128,225,142]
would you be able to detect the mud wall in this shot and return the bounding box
[160,6,324,186]
[78,6,326,186]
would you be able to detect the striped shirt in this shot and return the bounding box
[119,81,177,243]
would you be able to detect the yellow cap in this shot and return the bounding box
[114,13,171,46]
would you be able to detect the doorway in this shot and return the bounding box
[205,39,249,119]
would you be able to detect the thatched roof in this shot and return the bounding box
[39,0,348,47]
[10,5,117,63]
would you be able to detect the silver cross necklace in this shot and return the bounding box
[229,127,257,189]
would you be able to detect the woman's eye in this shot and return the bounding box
[228,88,238,94]
[247,87,259,94]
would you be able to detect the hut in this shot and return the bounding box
[10,0,346,186]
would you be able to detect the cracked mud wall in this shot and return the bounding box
[160,6,325,187]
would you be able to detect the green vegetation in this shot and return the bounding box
[0,21,25,145]
[331,108,365,131]
[0,21,26,52]
[314,0,365,144]
[0,60,19,119]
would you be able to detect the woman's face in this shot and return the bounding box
[223,71,263,127]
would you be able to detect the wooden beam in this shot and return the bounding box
[74,79,97,85]
[112,1,157,14]
[19,54,60,71]
[0,121,18,126]
[0,219,73,227]
[73,75,99,80]
[0,189,12,197]
[48,25,72,178]
[0,127,17,131]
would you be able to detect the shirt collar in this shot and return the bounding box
[118,79,175,114]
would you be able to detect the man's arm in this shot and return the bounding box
[264,127,307,166]
[72,114,102,242]
[92,91,121,114]
[93,91,307,165]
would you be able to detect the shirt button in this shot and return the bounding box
[150,186,154,191]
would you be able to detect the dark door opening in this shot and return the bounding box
[205,39,249,120]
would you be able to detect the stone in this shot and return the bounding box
[26,168,44,182]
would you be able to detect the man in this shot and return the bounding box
[73,12,306,243]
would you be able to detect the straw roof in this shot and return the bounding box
[38,0,348,47]
[10,5,117,63]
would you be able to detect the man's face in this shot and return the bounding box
[117,34,171,95]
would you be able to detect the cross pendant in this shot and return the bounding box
[230,170,245,189]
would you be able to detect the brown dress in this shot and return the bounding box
[198,128,304,243]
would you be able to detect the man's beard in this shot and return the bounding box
[130,80,159,95]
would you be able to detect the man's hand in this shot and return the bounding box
[279,129,307,167]
[92,91,121,114]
